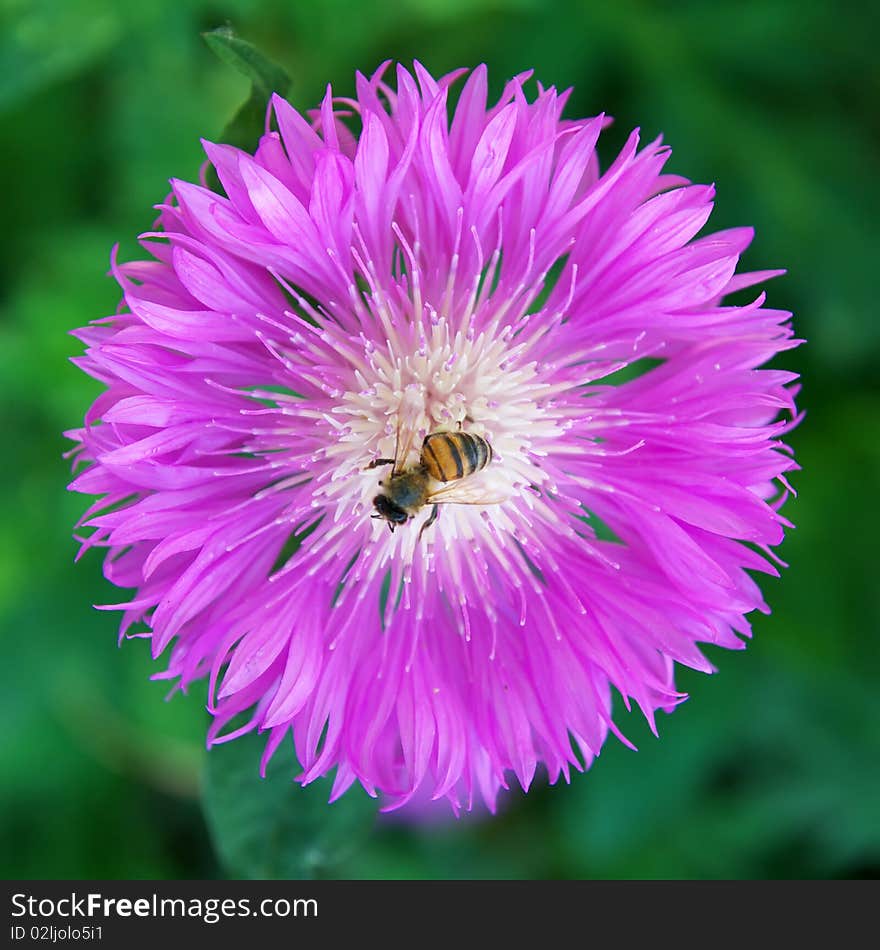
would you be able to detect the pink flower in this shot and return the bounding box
[68,62,800,814]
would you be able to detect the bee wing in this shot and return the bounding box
[391,413,420,476]
[426,481,508,506]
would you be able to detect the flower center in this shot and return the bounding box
[304,302,569,561]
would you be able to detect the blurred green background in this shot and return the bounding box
[1,0,877,880]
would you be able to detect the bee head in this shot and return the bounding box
[372,494,409,531]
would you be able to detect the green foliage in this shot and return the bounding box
[202,25,291,159]
[203,731,377,879]
[0,0,122,111]
[0,0,877,881]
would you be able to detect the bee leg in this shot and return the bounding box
[418,505,440,542]
[365,457,395,470]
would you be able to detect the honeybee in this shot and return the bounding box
[369,426,503,538]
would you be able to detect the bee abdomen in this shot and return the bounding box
[422,431,493,482]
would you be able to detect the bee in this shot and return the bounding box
[369,426,503,538]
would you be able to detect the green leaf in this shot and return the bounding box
[202,729,378,879]
[202,26,291,104]
[201,27,292,174]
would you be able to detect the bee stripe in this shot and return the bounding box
[472,435,489,470]
[442,435,465,479]
[458,432,479,472]
[423,433,463,480]
[422,431,494,481]
[423,439,446,479]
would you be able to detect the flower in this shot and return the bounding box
[68,62,799,814]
